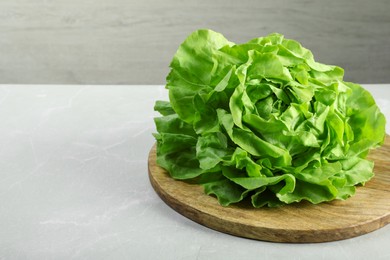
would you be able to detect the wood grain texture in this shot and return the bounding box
[0,0,389,84]
[148,136,390,243]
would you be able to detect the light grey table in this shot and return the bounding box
[0,85,389,259]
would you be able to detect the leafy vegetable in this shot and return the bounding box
[153,29,386,207]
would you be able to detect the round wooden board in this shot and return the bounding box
[148,136,390,243]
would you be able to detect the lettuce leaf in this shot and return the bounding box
[153,29,386,207]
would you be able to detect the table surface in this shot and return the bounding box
[0,84,389,259]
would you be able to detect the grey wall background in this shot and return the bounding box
[0,0,389,85]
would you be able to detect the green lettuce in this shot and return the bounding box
[153,29,386,207]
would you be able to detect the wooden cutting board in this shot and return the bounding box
[148,136,390,243]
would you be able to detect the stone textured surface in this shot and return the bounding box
[0,0,389,84]
[0,85,389,259]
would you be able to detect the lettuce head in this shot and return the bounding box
[153,29,386,207]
